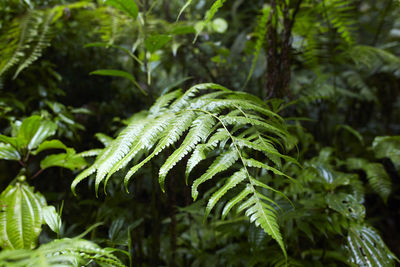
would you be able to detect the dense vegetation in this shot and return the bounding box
[0,0,399,266]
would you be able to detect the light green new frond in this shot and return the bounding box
[205,168,247,218]
[192,148,239,201]
[159,114,215,191]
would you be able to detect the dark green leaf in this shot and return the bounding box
[90,69,147,96]
[347,224,397,267]
[40,149,87,171]
[32,140,67,155]
[104,0,138,19]
[326,193,365,221]
[145,34,172,53]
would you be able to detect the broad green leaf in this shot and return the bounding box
[0,135,21,149]
[145,34,172,53]
[17,115,57,150]
[43,206,61,235]
[40,149,87,171]
[90,69,147,96]
[326,193,365,221]
[0,143,20,160]
[104,0,138,19]
[0,183,46,249]
[31,140,67,155]
[347,224,397,267]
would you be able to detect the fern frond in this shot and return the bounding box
[346,158,392,202]
[158,114,215,190]
[0,11,39,77]
[0,238,125,267]
[205,168,247,218]
[13,11,54,78]
[186,129,229,179]
[365,163,392,203]
[192,148,239,200]
[246,6,270,84]
[73,83,296,256]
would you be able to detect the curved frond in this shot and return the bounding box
[73,83,296,256]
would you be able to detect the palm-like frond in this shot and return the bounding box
[72,83,296,255]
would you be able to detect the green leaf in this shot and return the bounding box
[95,133,114,147]
[192,148,239,201]
[17,115,57,150]
[177,0,193,21]
[205,168,247,218]
[0,238,126,267]
[326,193,365,221]
[104,0,138,19]
[31,140,67,155]
[372,136,400,168]
[0,183,46,249]
[347,224,398,267]
[90,69,147,96]
[40,149,87,171]
[365,163,392,203]
[145,34,172,53]
[0,143,21,160]
[0,135,21,149]
[43,206,61,235]
[347,158,392,202]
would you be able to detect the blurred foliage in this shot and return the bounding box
[0,0,399,266]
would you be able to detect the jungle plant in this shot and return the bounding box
[72,83,297,256]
